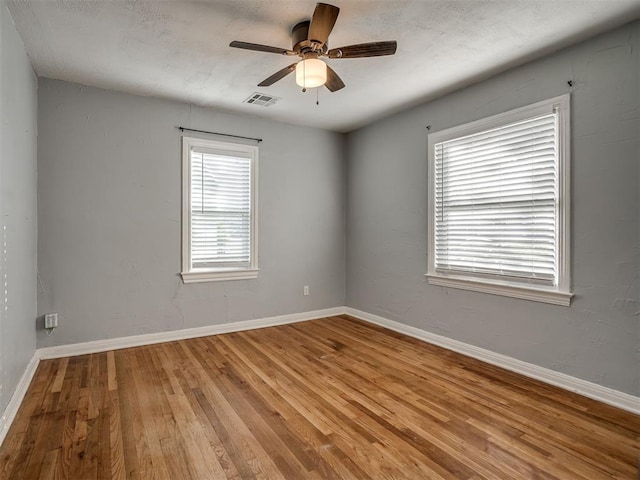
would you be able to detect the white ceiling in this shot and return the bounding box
[6,0,640,132]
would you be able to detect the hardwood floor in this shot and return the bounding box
[1,315,638,479]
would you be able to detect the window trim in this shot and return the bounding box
[181,136,259,283]
[426,95,572,306]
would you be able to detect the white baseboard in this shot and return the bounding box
[1,306,343,447]
[344,307,640,415]
[2,304,637,451]
[37,307,345,360]
[0,354,40,447]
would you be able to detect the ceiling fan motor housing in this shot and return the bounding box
[292,21,309,50]
[292,21,327,55]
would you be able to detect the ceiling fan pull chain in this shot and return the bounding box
[302,60,307,92]
[316,87,319,106]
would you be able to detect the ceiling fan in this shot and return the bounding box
[229,3,397,92]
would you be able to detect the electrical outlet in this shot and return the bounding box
[303,285,309,296]
[44,313,58,329]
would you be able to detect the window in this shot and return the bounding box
[427,95,572,306]
[181,136,258,283]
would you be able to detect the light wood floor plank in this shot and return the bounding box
[1,315,638,479]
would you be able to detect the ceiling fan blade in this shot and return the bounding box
[308,3,340,45]
[230,41,291,55]
[327,41,397,59]
[257,63,297,87]
[324,65,345,92]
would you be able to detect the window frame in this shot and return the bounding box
[181,136,259,283]
[426,95,572,306]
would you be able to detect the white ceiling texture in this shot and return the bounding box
[6,0,640,132]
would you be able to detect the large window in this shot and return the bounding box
[181,136,258,283]
[427,95,572,306]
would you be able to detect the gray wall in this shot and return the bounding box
[34,21,640,398]
[0,1,38,414]
[37,80,345,347]
[346,22,640,396]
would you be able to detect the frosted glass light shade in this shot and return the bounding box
[295,59,327,88]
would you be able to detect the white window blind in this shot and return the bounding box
[434,112,559,285]
[181,136,258,283]
[190,147,252,269]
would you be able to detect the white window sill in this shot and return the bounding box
[181,269,259,284]
[425,274,573,306]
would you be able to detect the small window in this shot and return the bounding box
[181,136,258,283]
[427,95,572,306]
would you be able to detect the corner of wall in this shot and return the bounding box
[0,0,39,427]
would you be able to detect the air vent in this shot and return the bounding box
[244,92,279,107]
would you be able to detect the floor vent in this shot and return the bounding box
[244,92,279,107]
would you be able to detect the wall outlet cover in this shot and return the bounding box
[44,313,58,329]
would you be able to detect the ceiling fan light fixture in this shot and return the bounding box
[295,58,327,88]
